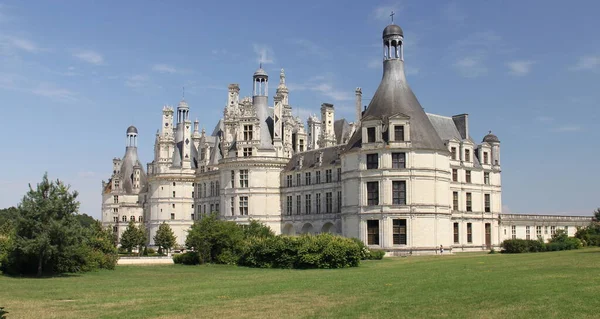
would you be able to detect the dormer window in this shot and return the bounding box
[483,152,489,165]
[465,149,471,162]
[243,125,253,141]
[394,125,405,141]
[299,139,305,152]
[451,147,457,160]
[243,147,252,157]
[367,127,376,143]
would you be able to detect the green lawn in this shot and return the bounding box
[2,248,600,319]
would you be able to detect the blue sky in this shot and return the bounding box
[0,1,599,218]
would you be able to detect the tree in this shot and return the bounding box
[75,213,96,228]
[185,213,244,264]
[120,221,146,255]
[0,207,18,228]
[243,220,275,238]
[594,208,600,221]
[153,222,177,255]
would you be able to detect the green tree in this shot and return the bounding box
[243,220,275,238]
[75,213,96,228]
[83,221,118,269]
[120,221,146,255]
[185,213,244,264]
[594,208,600,221]
[154,222,177,255]
[0,207,18,228]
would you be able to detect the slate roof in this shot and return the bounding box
[283,145,344,172]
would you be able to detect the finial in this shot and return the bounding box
[489,130,492,134]
[390,11,395,23]
[259,62,262,69]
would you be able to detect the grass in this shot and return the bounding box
[2,248,600,319]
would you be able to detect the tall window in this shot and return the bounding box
[367,220,379,245]
[239,170,248,188]
[465,170,471,183]
[393,219,407,245]
[367,182,379,206]
[367,127,376,143]
[466,193,472,212]
[113,195,118,204]
[243,147,252,157]
[337,168,342,181]
[326,169,332,183]
[299,139,304,152]
[296,195,301,215]
[526,226,531,240]
[326,192,333,213]
[171,213,175,220]
[243,125,253,140]
[215,204,219,212]
[315,171,321,184]
[484,194,491,213]
[296,173,301,186]
[210,204,214,213]
[551,226,556,235]
[536,226,542,237]
[467,223,473,243]
[484,172,490,185]
[113,216,118,223]
[564,226,569,235]
[452,169,458,182]
[215,181,219,196]
[392,181,406,205]
[286,175,292,187]
[453,223,459,243]
[239,196,248,215]
[173,191,176,198]
[305,172,312,185]
[392,152,406,169]
[337,191,342,212]
[230,197,235,216]
[130,215,135,222]
[286,196,292,215]
[394,125,405,141]
[210,182,214,197]
[451,147,457,160]
[453,192,459,211]
[231,170,235,188]
[122,215,127,222]
[483,152,489,164]
[366,154,378,169]
[305,194,312,214]
[512,225,516,239]
[203,183,206,197]
[465,149,471,162]
[315,193,321,214]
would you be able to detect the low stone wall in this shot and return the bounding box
[118,256,174,265]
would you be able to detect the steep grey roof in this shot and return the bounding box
[427,113,462,141]
[334,119,351,145]
[253,67,268,77]
[284,145,344,172]
[483,132,500,143]
[118,146,147,194]
[126,126,138,134]
[347,59,447,152]
[383,24,403,37]
[211,119,224,137]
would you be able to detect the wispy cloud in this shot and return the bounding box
[32,83,78,101]
[151,63,190,74]
[449,31,505,78]
[288,74,352,102]
[570,55,600,71]
[371,2,402,22]
[73,50,104,65]
[507,60,535,76]
[453,56,487,78]
[289,39,330,59]
[253,44,274,65]
[125,74,149,88]
[442,2,467,23]
[554,125,582,132]
[0,35,41,55]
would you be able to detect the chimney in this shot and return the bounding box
[452,114,469,140]
[355,87,362,122]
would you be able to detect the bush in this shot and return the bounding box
[502,234,583,254]
[0,306,7,319]
[173,252,200,265]
[367,249,386,260]
[349,237,370,260]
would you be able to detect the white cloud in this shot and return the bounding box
[0,35,40,55]
[570,55,600,71]
[288,74,353,102]
[125,74,149,88]
[32,83,78,101]
[152,63,190,74]
[73,50,104,65]
[554,125,582,132]
[449,31,508,78]
[453,56,487,78]
[506,60,535,76]
[371,3,402,22]
[253,44,274,65]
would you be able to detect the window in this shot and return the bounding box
[465,149,470,162]
[465,170,471,183]
[316,171,321,184]
[451,147,457,160]
[239,196,248,215]
[367,127,376,143]
[122,215,127,222]
[113,195,118,204]
[326,192,332,213]
[305,194,312,214]
[484,172,490,185]
[192,191,195,198]
[315,193,321,214]
[215,182,219,196]
[286,175,292,187]
[337,191,342,212]
[392,181,406,205]
[483,152,489,164]
[203,205,206,214]
[305,172,312,185]
[536,226,542,237]
[230,197,235,216]
[394,125,405,141]
[452,169,458,182]
[511,225,516,239]
[231,171,235,188]
[173,191,176,198]
[393,219,407,245]
[564,226,569,234]
[172,203,175,209]
[466,192,472,212]
[296,173,301,186]
[239,170,248,188]
[210,204,214,213]
[296,195,301,215]
[392,152,406,169]
[243,125,253,140]
[545,226,548,234]
[484,194,491,213]
[113,216,118,223]
[453,192,459,211]
[215,203,219,212]
[526,226,531,240]
[326,169,332,183]
[286,196,293,215]
[203,183,206,197]
[551,226,556,235]
[171,213,175,220]
[113,226,118,233]
[337,168,342,181]
[367,182,379,206]
[191,213,195,220]
[367,220,379,245]
[467,223,473,243]
[210,182,214,196]
[129,215,134,221]
[113,207,118,213]
[454,223,460,243]
[114,180,119,188]
[299,139,304,152]
[243,147,252,157]
[366,154,378,169]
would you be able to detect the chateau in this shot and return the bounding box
[102,23,591,254]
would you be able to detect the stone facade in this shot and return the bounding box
[101,23,592,254]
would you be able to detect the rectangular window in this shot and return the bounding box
[243,124,253,141]
[315,193,321,214]
[239,169,248,188]
[367,220,380,245]
[392,152,406,169]
[203,183,206,197]
[296,173,301,186]
[453,222,459,243]
[210,204,214,213]
[326,192,333,213]
[215,203,219,212]
[286,196,293,215]
[484,194,491,213]
[394,125,405,141]
[113,195,118,204]
[510,225,516,239]
[392,181,406,205]
[113,226,118,233]
[337,168,342,181]
[230,197,235,216]
[305,172,312,185]
[545,226,548,234]
[451,147,457,160]
[113,207,118,213]
[526,226,531,240]
[239,196,248,215]
[465,170,471,183]
[465,149,471,162]
[231,170,235,188]
[315,171,321,184]
[337,191,342,212]
[466,192,472,212]
[243,147,252,157]
[130,215,135,222]
[452,169,458,182]
[366,153,379,169]
[483,152,489,164]
[286,175,292,187]
[453,192,459,211]
[296,195,301,215]
[367,182,379,206]
[536,226,542,237]
[393,219,407,245]
[484,172,490,185]
[191,214,195,220]
[113,216,118,223]
[171,213,175,220]
[173,191,176,198]
[467,223,473,243]
[326,169,332,183]
[210,182,214,197]
[564,226,569,235]
[299,139,304,152]
[138,216,143,222]
[122,215,127,222]
[551,226,556,235]
[367,127,376,143]
[305,194,312,214]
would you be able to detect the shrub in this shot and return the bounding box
[146,247,156,254]
[173,252,200,265]
[349,237,370,260]
[501,239,530,253]
[367,249,386,260]
[0,306,7,319]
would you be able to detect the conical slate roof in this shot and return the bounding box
[119,146,146,194]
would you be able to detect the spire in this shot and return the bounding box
[280,68,286,85]
[390,11,395,23]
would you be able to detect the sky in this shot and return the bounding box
[0,1,599,219]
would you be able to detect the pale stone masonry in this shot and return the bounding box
[101,23,592,254]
